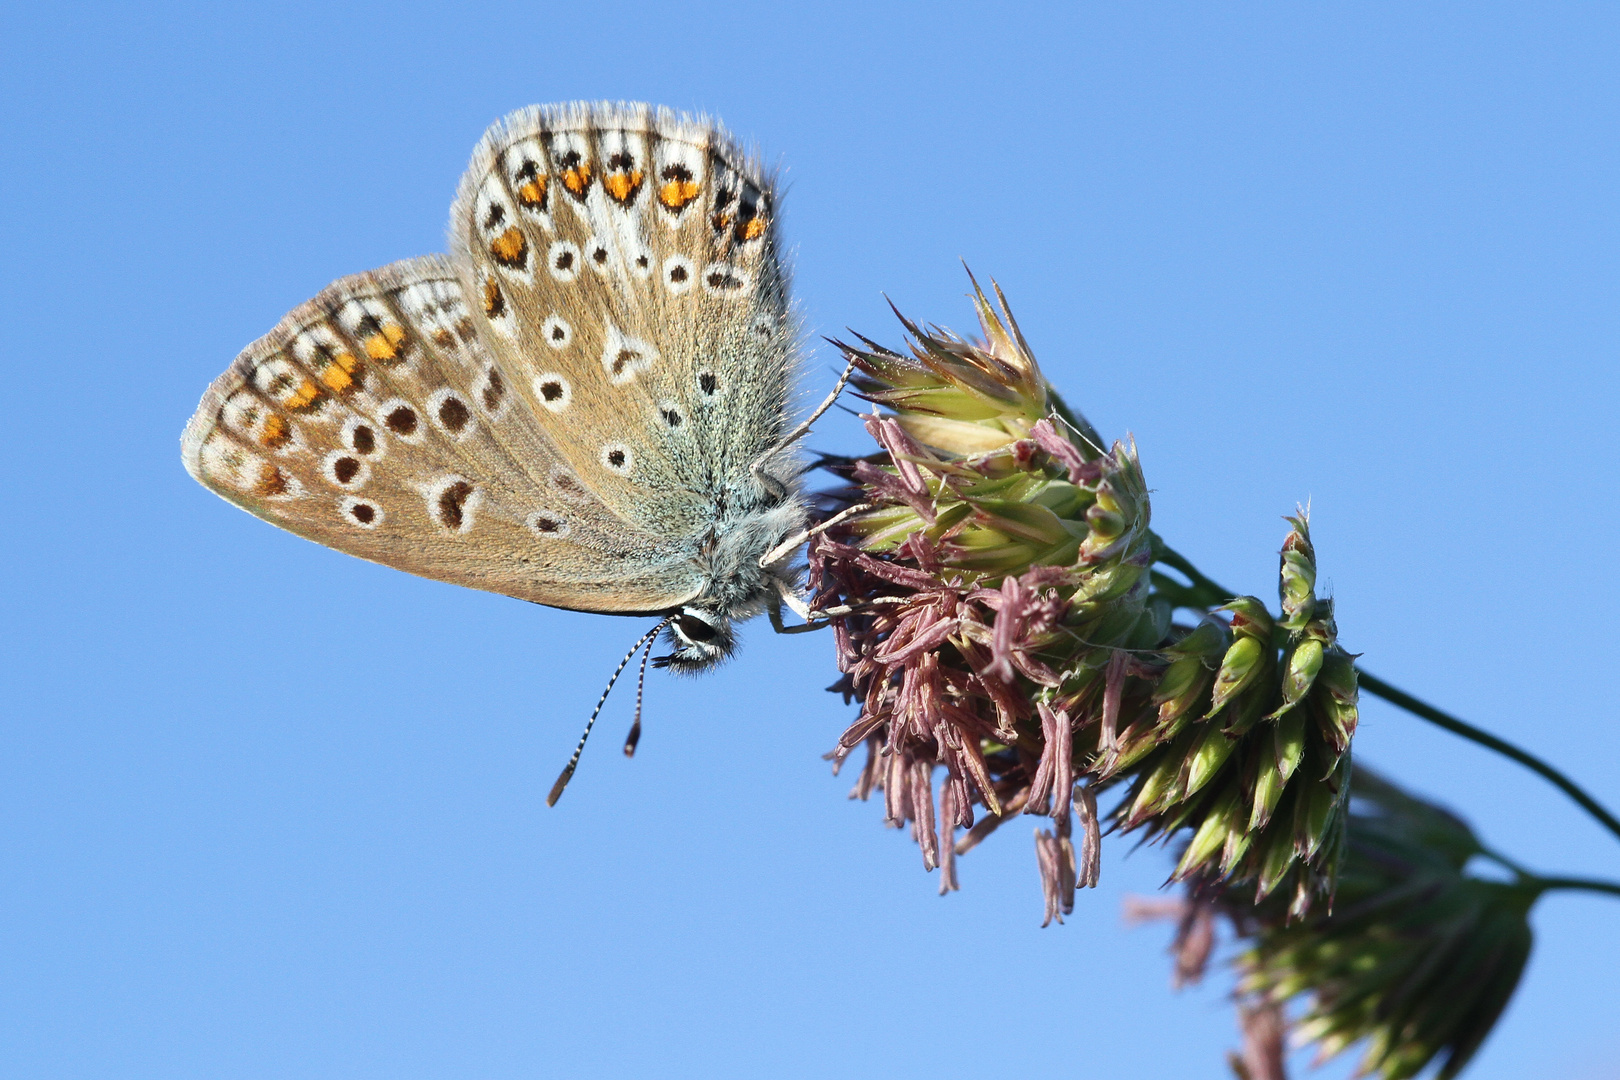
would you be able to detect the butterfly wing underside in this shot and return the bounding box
[448,103,797,537]
[183,103,799,618]
[181,255,701,613]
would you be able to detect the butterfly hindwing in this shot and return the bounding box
[447,103,798,540]
[182,254,705,613]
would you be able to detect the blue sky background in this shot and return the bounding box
[3,3,1617,1078]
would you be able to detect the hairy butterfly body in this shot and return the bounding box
[182,102,806,672]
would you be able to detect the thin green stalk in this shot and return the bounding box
[1354,670,1620,846]
[1477,845,1535,879]
[1531,876,1620,900]
[1477,847,1620,902]
[1152,536,1620,848]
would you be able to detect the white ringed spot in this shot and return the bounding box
[586,236,613,275]
[542,315,572,349]
[663,255,695,295]
[341,416,384,459]
[600,443,634,476]
[533,373,572,412]
[476,364,509,418]
[547,240,581,282]
[376,398,426,444]
[422,474,481,534]
[599,322,659,386]
[341,496,384,529]
[322,449,371,489]
[426,387,476,440]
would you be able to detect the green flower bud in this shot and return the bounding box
[1236,769,1534,1080]
[1209,629,1269,716]
[1114,518,1356,913]
[1270,636,1324,717]
[1278,512,1317,631]
[1181,726,1238,799]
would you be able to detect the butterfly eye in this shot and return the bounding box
[676,614,719,644]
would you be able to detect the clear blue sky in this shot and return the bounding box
[3,3,1617,1078]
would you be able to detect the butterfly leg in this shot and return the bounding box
[768,581,911,635]
[749,357,858,499]
[768,598,830,635]
[759,502,872,569]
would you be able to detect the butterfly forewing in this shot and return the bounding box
[182,254,704,613]
[448,103,798,538]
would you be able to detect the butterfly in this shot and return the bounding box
[181,102,838,797]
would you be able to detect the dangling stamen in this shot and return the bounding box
[547,617,672,806]
[622,632,658,757]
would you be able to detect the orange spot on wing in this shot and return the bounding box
[364,324,407,362]
[658,178,700,209]
[603,168,643,204]
[483,277,505,318]
[517,179,547,209]
[260,413,291,449]
[742,216,766,240]
[561,163,592,195]
[489,226,528,267]
[284,378,322,410]
[318,351,359,393]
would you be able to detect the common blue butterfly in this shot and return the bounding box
[182,103,827,794]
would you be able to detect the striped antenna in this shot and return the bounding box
[621,632,658,758]
[547,617,672,806]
